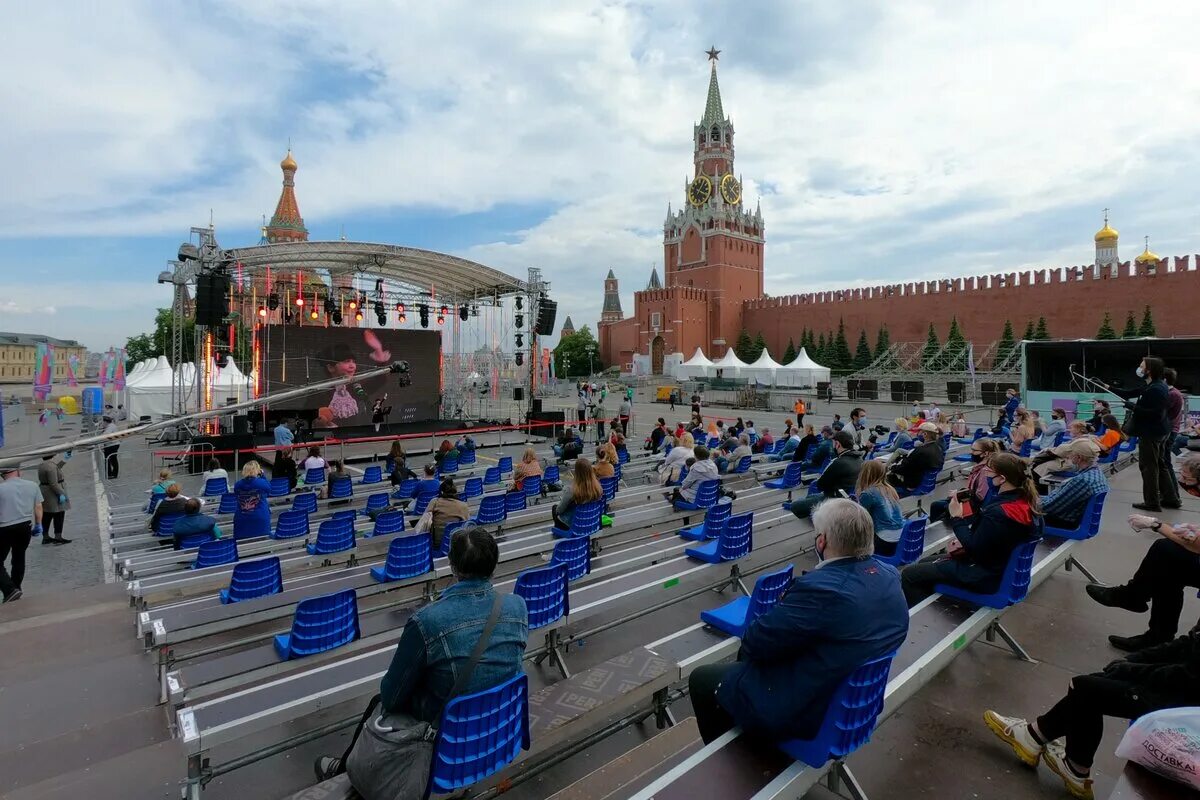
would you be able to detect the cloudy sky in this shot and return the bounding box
[2,1,1198,352]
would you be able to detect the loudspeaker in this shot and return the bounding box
[816,381,832,402]
[905,381,924,402]
[531,397,543,414]
[535,298,558,336]
[513,387,524,402]
[946,381,966,404]
[233,414,251,435]
[980,382,1018,406]
[890,381,908,402]
[195,273,230,327]
[848,380,878,401]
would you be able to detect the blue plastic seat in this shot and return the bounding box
[777,651,897,767]
[764,462,804,490]
[1099,447,1120,465]
[154,513,183,538]
[216,493,238,514]
[292,492,318,514]
[191,537,238,569]
[1015,440,1033,458]
[305,467,326,485]
[523,475,542,499]
[435,520,468,557]
[706,436,720,448]
[483,467,502,486]
[679,500,732,542]
[671,466,689,487]
[498,456,513,474]
[365,492,390,513]
[177,529,218,549]
[505,490,527,514]
[202,477,229,497]
[269,477,291,497]
[458,448,476,466]
[543,465,560,485]
[514,563,569,629]
[874,516,928,567]
[935,538,1042,609]
[273,588,361,660]
[306,518,356,556]
[459,477,483,501]
[613,462,623,482]
[1119,436,1138,453]
[219,556,283,604]
[328,475,354,500]
[748,433,758,445]
[617,449,630,465]
[371,510,406,537]
[896,469,939,499]
[440,453,459,475]
[685,511,754,563]
[332,509,358,524]
[552,499,604,539]
[427,672,530,797]
[801,452,831,477]
[599,475,618,503]
[729,455,753,474]
[761,440,777,455]
[701,564,794,637]
[955,428,987,445]
[145,494,163,514]
[360,465,383,485]
[371,533,434,582]
[473,494,508,526]
[674,479,720,512]
[393,478,418,499]
[269,510,308,541]
[409,491,437,518]
[1044,492,1106,541]
[550,536,591,580]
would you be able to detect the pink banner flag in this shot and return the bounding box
[66,353,80,387]
[33,342,53,401]
[114,349,127,390]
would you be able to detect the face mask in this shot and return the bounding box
[1136,366,1146,378]
[970,453,984,463]
[992,476,1005,489]
[815,533,826,562]
[858,418,868,427]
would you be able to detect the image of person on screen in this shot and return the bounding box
[317,342,361,420]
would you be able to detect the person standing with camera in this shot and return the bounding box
[1105,356,1179,512]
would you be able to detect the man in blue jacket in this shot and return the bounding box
[688,499,910,744]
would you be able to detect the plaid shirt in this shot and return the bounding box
[1043,465,1107,526]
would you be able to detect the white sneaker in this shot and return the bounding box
[983,710,1043,767]
[1042,741,1094,800]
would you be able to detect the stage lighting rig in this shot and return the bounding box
[257,306,267,319]
[515,296,523,310]
[294,296,305,307]
[324,297,337,315]
[398,313,407,324]
[355,310,364,322]
[373,300,385,318]
[515,313,524,328]
[515,352,524,366]
[332,309,343,325]
[395,302,405,313]
[419,304,430,328]
[515,333,524,347]
[459,305,469,322]
[436,314,445,325]
[309,309,319,320]
[267,293,280,311]
[348,297,358,311]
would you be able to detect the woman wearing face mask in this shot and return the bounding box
[928,438,1001,523]
[900,453,1042,607]
[1100,356,1178,512]
[1034,408,1067,449]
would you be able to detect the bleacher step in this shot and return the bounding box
[545,717,701,800]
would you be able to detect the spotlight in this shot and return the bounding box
[373,300,385,318]
[440,305,448,316]
[215,351,230,368]
[515,296,523,310]
[324,297,336,315]
[267,293,280,311]
[376,313,387,326]
[436,314,445,325]
[418,303,430,327]
[374,278,384,295]
[284,310,295,324]
[295,296,305,307]
[332,309,343,325]
[515,333,524,347]
[395,302,405,313]
[355,311,364,322]
[515,352,524,366]
[459,305,469,322]
[309,309,319,320]
[359,292,368,308]
[515,313,524,328]
[398,313,407,323]
[348,298,358,310]
[257,306,267,318]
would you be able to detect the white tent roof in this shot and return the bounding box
[781,348,827,371]
[710,349,748,371]
[680,347,712,367]
[130,356,174,387]
[747,349,783,370]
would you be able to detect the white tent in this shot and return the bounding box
[126,356,176,419]
[742,349,784,384]
[211,361,253,404]
[776,348,831,387]
[674,347,713,380]
[708,349,748,379]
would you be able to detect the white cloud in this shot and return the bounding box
[0,300,57,315]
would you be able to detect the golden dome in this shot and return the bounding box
[1135,246,1160,265]
[1094,223,1118,242]
[280,150,297,171]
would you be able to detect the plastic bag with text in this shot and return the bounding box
[1115,707,1200,790]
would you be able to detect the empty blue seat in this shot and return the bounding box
[328,475,354,500]
[216,493,238,514]
[1044,492,1106,541]
[778,651,897,767]
[505,490,527,514]
[219,556,283,604]
[522,475,542,499]
[306,518,356,556]
[409,491,436,518]
[473,494,507,526]
[154,513,183,538]
[272,509,310,539]
[428,672,530,796]
[543,465,560,485]
[483,467,502,486]
[514,564,569,629]
[435,520,468,557]
[955,428,987,445]
[360,465,383,485]
[440,454,459,475]
[332,509,357,524]
[371,510,405,537]
[701,563,794,637]
[458,448,476,466]
[192,537,238,569]
[679,500,732,542]
[459,477,483,500]
[393,478,418,499]
[365,492,390,513]
[202,477,229,497]
[550,536,591,581]
[764,462,804,490]
[498,455,513,474]
[685,511,754,564]
[729,455,753,474]
[875,516,928,567]
[269,477,291,497]
[177,529,218,549]
[935,538,1042,609]
[674,479,720,512]
[599,475,618,503]
[551,499,604,539]
[371,533,434,582]
[292,492,318,514]
[274,588,360,660]
[896,469,939,499]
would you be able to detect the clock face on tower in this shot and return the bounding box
[720,174,742,205]
[688,175,713,207]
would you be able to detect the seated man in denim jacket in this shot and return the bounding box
[316,526,529,779]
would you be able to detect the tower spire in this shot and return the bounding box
[266,147,308,243]
[702,47,725,127]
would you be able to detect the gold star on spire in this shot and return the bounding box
[705,46,721,62]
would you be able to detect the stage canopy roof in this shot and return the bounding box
[223,241,527,301]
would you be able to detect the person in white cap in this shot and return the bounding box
[1041,438,1107,529]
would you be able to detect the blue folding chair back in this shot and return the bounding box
[674,478,720,512]
[220,556,283,604]
[764,462,804,490]
[145,494,163,514]
[360,465,383,485]
[483,467,501,486]
[700,563,794,637]
[154,513,183,538]
[685,511,754,564]
[371,510,405,537]
[543,465,560,485]
[459,448,476,465]
[875,516,928,567]
[292,492,318,514]
[1045,492,1106,541]
[522,475,542,499]
[748,433,758,445]
[1099,447,1119,465]
[440,453,459,475]
[473,494,507,525]
[613,462,623,482]
[778,651,897,767]
[935,538,1042,609]
[1016,440,1033,458]
[177,529,218,549]
[679,499,732,542]
[305,467,326,485]
[202,477,229,497]
[459,477,483,500]
[1119,435,1138,452]
[514,563,569,629]
[274,588,361,660]
[332,509,357,524]
[897,469,939,499]
[550,536,591,581]
[272,509,310,540]
[192,537,238,569]
[217,493,238,514]
[329,475,354,500]
[365,492,390,513]
[599,475,618,502]
[552,499,603,539]
[306,518,357,555]
[730,455,753,474]
[394,478,419,499]
[706,436,720,449]
[498,455,513,474]
[428,672,530,797]
[410,491,436,517]
[269,477,291,497]
[617,449,630,464]
[371,533,434,583]
[436,520,468,557]
[505,490,527,514]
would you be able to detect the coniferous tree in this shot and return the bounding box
[1096,313,1118,340]
[734,329,754,361]
[751,331,768,361]
[921,323,942,370]
[1034,316,1050,341]
[996,320,1016,362]
[799,328,812,354]
[853,330,873,370]
[1122,311,1138,338]
[1022,320,1036,341]
[832,319,853,373]
[783,337,797,364]
[1138,306,1156,337]
[944,316,968,370]
[873,325,892,368]
[815,332,827,363]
